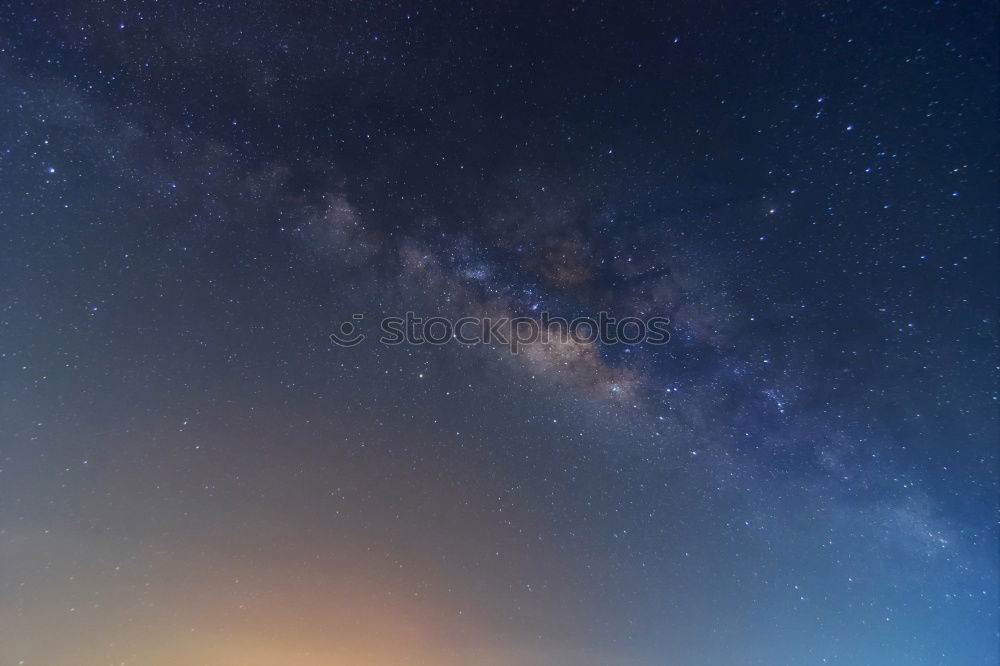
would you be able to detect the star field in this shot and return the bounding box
[0,2,997,665]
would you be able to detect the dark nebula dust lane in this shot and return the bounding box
[0,2,997,665]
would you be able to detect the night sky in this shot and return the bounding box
[1,2,997,665]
